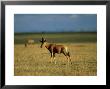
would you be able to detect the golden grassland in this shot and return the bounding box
[14,43,97,76]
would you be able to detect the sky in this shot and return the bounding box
[14,14,97,33]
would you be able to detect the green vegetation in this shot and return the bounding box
[14,32,97,44]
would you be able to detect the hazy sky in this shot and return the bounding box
[14,14,97,33]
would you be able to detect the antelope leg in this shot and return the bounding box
[53,53,56,64]
[50,52,53,63]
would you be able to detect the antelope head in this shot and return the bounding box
[39,37,47,48]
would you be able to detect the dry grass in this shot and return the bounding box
[14,43,97,76]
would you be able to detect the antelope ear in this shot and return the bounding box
[44,39,46,42]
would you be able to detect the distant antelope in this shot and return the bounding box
[39,37,71,64]
[25,39,35,47]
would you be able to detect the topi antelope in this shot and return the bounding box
[25,39,35,47]
[39,37,71,64]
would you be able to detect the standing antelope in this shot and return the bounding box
[39,37,71,64]
[25,39,35,47]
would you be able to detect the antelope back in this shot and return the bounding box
[28,39,34,44]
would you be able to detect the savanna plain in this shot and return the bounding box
[14,32,97,76]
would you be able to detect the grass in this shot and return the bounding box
[14,32,97,44]
[14,32,97,76]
